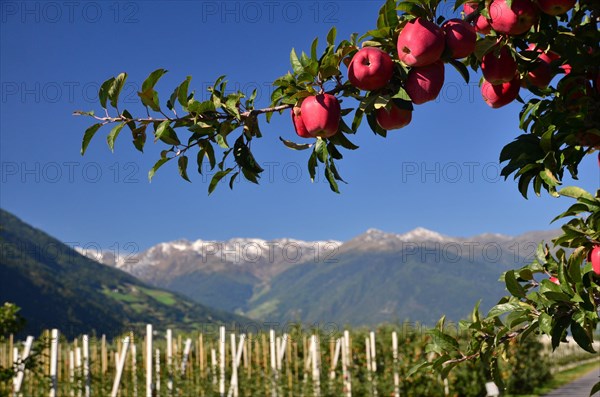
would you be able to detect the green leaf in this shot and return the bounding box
[279,137,312,150]
[188,99,216,115]
[178,156,191,182]
[178,76,192,108]
[108,73,127,109]
[208,168,233,195]
[229,171,240,189]
[148,157,170,181]
[551,316,570,350]
[570,321,596,353]
[396,3,428,18]
[377,0,398,29]
[539,313,552,335]
[224,95,242,119]
[407,361,431,377]
[558,186,594,201]
[216,134,229,149]
[98,77,115,109]
[121,109,136,132]
[142,68,168,92]
[429,329,460,352]
[310,37,319,61]
[325,162,340,193]
[448,59,469,84]
[81,123,102,155]
[505,270,526,298]
[326,26,337,46]
[138,89,161,112]
[487,303,521,318]
[201,141,216,170]
[154,120,181,146]
[315,139,328,163]
[329,132,359,150]
[308,151,317,182]
[290,49,303,75]
[132,125,147,153]
[106,123,125,152]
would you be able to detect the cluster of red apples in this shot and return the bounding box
[292,0,583,139]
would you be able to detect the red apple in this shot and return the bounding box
[522,45,559,89]
[291,106,312,139]
[375,103,413,130]
[397,17,445,67]
[481,46,518,85]
[537,0,576,15]
[463,2,492,34]
[348,47,394,91]
[481,75,521,108]
[591,246,600,276]
[489,0,539,36]
[300,94,341,138]
[549,276,560,285]
[405,61,445,105]
[442,19,477,59]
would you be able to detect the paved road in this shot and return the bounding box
[542,366,600,396]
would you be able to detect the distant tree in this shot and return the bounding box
[0,302,25,386]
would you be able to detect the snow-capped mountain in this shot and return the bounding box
[85,236,342,284]
[87,228,559,279]
[85,227,560,325]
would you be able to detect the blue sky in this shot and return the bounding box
[1,1,598,253]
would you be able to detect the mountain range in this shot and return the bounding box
[88,226,559,326]
[0,209,245,337]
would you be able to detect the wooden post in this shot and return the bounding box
[199,334,205,379]
[166,329,173,394]
[369,331,378,397]
[146,324,153,397]
[110,336,130,397]
[13,347,19,393]
[49,329,59,397]
[181,338,192,376]
[392,332,400,397]
[342,331,352,397]
[330,338,341,380]
[365,337,373,397]
[131,343,138,397]
[285,337,292,397]
[8,334,14,372]
[155,348,161,394]
[211,348,217,386]
[269,329,277,397]
[75,348,82,397]
[101,335,107,375]
[219,326,226,397]
[311,335,321,397]
[227,333,245,397]
[12,335,34,395]
[82,335,90,397]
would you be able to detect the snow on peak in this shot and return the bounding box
[398,227,447,242]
